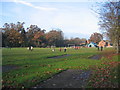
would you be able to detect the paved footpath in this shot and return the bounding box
[33,69,92,88]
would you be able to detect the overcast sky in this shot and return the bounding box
[0,0,110,39]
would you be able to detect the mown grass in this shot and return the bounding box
[2,47,119,88]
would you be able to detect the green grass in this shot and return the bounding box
[2,47,119,88]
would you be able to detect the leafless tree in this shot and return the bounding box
[97,1,120,53]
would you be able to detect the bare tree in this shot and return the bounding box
[98,1,120,53]
[89,32,103,44]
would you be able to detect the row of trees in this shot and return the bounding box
[2,22,64,47]
[2,22,98,47]
[98,1,120,53]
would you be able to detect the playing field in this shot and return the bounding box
[2,47,119,88]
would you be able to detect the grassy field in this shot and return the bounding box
[2,47,119,88]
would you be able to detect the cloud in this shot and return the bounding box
[1,1,100,39]
[51,10,100,34]
[13,0,57,11]
[1,0,116,2]
[27,7,99,36]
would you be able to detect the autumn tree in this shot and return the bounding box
[45,30,64,47]
[20,28,27,47]
[80,38,87,45]
[2,22,25,47]
[32,30,46,47]
[89,32,103,44]
[5,29,23,47]
[98,1,120,53]
[63,37,87,46]
[26,25,46,47]
[68,37,83,45]
[26,25,41,46]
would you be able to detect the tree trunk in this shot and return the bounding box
[116,37,120,54]
[117,39,120,53]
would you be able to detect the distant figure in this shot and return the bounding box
[98,40,105,51]
[52,48,55,52]
[97,46,99,51]
[100,46,103,51]
[59,48,62,52]
[27,47,29,50]
[29,46,31,50]
[31,46,33,51]
[28,46,33,51]
[64,47,67,52]
[75,46,79,50]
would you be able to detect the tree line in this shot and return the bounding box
[1,22,90,48]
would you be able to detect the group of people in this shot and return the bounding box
[27,46,67,52]
[27,45,104,52]
[97,46,103,51]
[27,46,33,51]
[52,47,67,52]
[97,40,105,51]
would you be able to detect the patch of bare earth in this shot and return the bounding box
[2,65,20,72]
[88,55,102,60]
[47,54,71,59]
[88,50,117,60]
[32,69,92,88]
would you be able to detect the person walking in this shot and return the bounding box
[52,48,55,52]
[100,46,103,51]
[97,46,99,51]
[31,46,33,51]
[59,47,62,52]
[64,47,67,52]
[98,40,105,51]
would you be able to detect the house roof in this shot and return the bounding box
[88,42,97,47]
[89,42,97,45]
[98,40,106,47]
